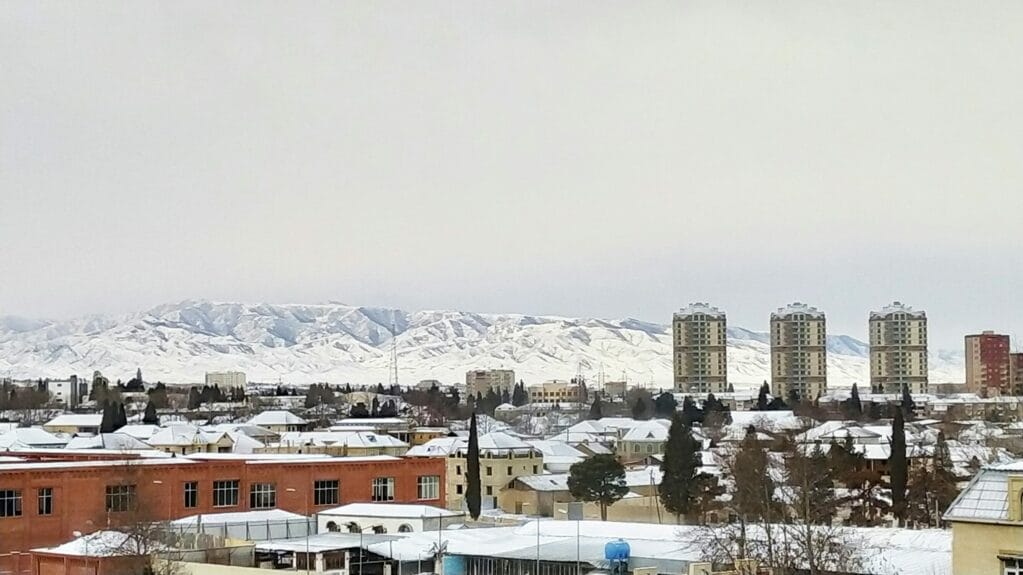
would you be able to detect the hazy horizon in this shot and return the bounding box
[5,1,1023,350]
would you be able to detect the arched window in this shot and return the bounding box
[397,524,413,533]
[372,525,387,534]
[346,522,361,533]
[326,521,340,533]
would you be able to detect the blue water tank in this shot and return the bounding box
[604,539,631,561]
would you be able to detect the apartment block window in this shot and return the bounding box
[417,475,440,500]
[314,480,340,506]
[485,486,493,496]
[183,482,198,509]
[249,483,276,509]
[37,488,53,516]
[372,477,395,502]
[0,490,22,517]
[456,484,463,495]
[486,466,492,476]
[212,480,240,507]
[105,485,135,513]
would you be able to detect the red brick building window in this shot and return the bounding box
[0,490,22,517]
[314,480,339,506]
[249,483,276,509]
[212,480,239,507]
[105,485,135,513]
[372,477,394,502]
[183,482,198,508]
[417,476,439,500]
[37,488,52,516]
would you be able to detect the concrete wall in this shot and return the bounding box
[951,521,1023,575]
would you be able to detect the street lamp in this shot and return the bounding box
[285,488,310,575]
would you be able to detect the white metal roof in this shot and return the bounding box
[320,503,462,519]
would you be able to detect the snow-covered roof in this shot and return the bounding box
[32,530,146,557]
[525,440,586,458]
[43,414,103,428]
[115,424,162,440]
[275,431,407,449]
[0,427,66,446]
[944,460,1023,523]
[331,418,408,427]
[64,433,152,451]
[406,432,535,457]
[870,301,926,320]
[674,302,725,319]
[320,503,462,519]
[621,420,670,442]
[172,509,306,526]
[148,424,229,447]
[771,302,824,319]
[247,410,307,426]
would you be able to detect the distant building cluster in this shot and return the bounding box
[674,301,936,400]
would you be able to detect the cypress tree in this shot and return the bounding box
[115,402,128,430]
[890,406,908,525]
[659,413,702,523]
[901,383,916,420]
[466,412,482,519]
[589,396,604,420]
[756,381,770,411]
[142,400,160,425]
[99,401,116,433]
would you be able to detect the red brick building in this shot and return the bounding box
[965,331,1011,397]
[0,453,445,573]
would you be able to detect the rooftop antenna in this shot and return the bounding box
[389,320,399,387]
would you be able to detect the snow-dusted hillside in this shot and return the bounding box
[0,300,964,388]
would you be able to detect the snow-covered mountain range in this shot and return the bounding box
[0,300,964,388]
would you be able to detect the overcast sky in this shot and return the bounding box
[2,1,1023,349]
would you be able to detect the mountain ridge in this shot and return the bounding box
[0,300,964,387]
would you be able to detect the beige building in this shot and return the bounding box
[770,302,827,401]
[869,302,928,394]
[205,371,247,388]
[527,380,584,403]
[465,369,515,396]
[943,461,1023,575]
[672,303,728,394]
[406,432,543,511]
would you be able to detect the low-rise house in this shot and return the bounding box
[944,460,1023,574]
[260,431,408,457]
[147,424,235,455]
[616,419,671,459]
[42,414,102,435]
[407,431,542,511]
[0,427,67,449]
[246,410,310,433]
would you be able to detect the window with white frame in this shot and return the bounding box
[372,477,395,502]
[0,490,22,517]
[1004,558,1023,575]
[212,480,240,507]
[417,475,439,500]
[249,483,276,509]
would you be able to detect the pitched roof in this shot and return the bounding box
[943,460,1023,524]
[247,410,307,426]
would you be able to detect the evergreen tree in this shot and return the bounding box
[726,383,735,393]
[142,400,159,425]
[659,414,703,522]
[500,388,511,405]
[756,381,770,411]
[115,402,127,430]
[889,406,908,525]
[681,395,703,425]
[901,383,916,420]
[653,392,678,418]
[589,396,604,420]
[349,402,370,418]
[100,401,116,433]
[371,396,380,417]
[187,387,202,410]
[511,382,528,407]
[631,397,650,420]
[466,412,482,519]
[567,454,627,520]
[844,383,863,419]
